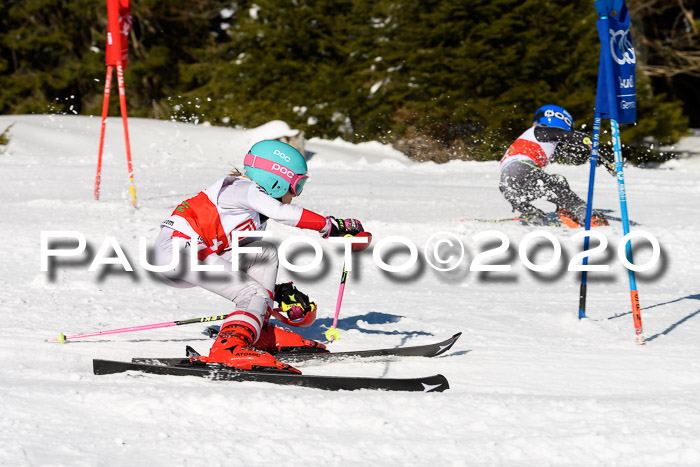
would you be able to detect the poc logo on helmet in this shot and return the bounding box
[273,149,291,162]
[543,109,572,128]
[272,163,294,179]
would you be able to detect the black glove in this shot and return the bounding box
[274,282,316,320]
[597,146,617,176]
[321,216,364,238]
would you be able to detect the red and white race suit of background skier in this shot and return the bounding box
[498,105,614,226]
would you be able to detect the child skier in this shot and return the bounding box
[153,140,364,373]
[499,105,614,227]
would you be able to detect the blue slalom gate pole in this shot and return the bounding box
[590,0,644,343]
[610,120,645,344]
[578,114,602,319]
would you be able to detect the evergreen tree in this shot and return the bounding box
[0,0,105,115]
[125,0,231,119]
[0,0,690,163]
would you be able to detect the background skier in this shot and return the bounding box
[499,105,615,227]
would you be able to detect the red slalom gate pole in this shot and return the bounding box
[116,61,138,208]
[94,65,113,201]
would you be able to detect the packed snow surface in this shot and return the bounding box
[1,115,699,466]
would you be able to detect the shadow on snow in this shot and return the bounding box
[607,293,700,343]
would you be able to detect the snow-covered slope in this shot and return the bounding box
[1,115,699,466]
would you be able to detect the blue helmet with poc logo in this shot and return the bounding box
[243,140,309,198]
[533,105,574,131]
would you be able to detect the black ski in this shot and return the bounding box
[132,332,461,366]
[93,359,449,392]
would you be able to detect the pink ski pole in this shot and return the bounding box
[325,232,372,342]
[325,265,349,342]
[45,313,229,343]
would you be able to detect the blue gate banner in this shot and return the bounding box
[594,0,636,123]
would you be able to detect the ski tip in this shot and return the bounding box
[432,332,462,357]
[422,374,450,392]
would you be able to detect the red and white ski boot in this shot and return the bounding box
[195,322,300,373]
[557,209,581,228]
[255,323,329,355]
[558,208,610,228]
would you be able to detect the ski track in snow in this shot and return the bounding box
[1,115,699,466]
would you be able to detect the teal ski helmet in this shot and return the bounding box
[244,140,308,198]
[533,105,574,131]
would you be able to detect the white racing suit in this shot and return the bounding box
[153,176,327,343]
